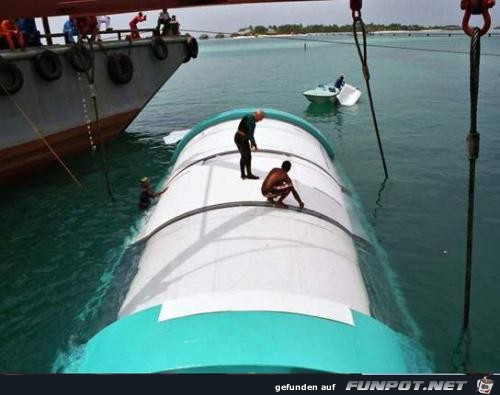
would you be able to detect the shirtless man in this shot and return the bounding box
[261,161,304,209]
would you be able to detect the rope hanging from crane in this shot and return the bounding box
[83,37,116,202]
[453,0,495,373]
[0,70,84,189]
[350,0,389,179]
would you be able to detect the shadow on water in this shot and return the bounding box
[304,102,338,118]
[304,102,344,137]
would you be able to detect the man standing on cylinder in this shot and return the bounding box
[234,109,265,180]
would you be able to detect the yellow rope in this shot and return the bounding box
[0,80,84,188]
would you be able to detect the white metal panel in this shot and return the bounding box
[337,84,362,106]
[162,129,190,145]
[121,117,371,323]
[158,291,355,326]
[138,153,353,240]
[120,209,370,318]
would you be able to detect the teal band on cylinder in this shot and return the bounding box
[73,308,428,373]
[170,108,336,167]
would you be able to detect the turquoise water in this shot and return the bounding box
[1,35,499,372]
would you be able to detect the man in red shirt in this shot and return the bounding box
[0,19,25,50]
[72,15,98,41]
[129,12,146,40]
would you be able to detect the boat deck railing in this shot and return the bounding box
[0,30,189,61]
[40,28,173,43]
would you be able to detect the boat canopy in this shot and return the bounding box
[0,0,328,19]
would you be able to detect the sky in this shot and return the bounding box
[45,0,500,35]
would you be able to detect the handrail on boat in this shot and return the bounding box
[40,28,166,42]
[0,34,189,61]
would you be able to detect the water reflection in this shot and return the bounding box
[304,102,339,119]
[304,102,344,141]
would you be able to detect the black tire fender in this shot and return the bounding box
[183,36,198,63]
[67,44,93,72]
[151,37,169,60]
[107,53,134,85]
[34,50,63,81]
[0,60,23,95]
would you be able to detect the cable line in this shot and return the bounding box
[351,8,389,179]
[82,38,116,202]
[453,0,495,373]
[183,28,500,57]
[0,77,84,188]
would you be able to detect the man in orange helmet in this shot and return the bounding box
[0,19,25,50]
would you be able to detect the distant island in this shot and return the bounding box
[197,23,468,39]
[234,23,462,36]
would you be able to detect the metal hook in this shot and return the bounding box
[350,0,362,19]
[461,0,495,36]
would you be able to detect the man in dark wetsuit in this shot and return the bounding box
[138,177,168,210]
[234,109,265,180]
[261,161,304,209]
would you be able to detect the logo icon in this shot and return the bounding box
[477,376,494,394]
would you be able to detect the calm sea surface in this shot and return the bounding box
[1,35,499,372]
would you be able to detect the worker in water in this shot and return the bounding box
[234,109,265,180]
[334,74,345,90]
[261,161,304,209]
[130,12,147,40]
[138,177,168,210]
[63,18,78,44]
[157,9,171,36]
[0,19,25,50]
[17,18,41,47]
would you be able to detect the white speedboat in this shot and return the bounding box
[303,84,339,104]
[303,83,362,106]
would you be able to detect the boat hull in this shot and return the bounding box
[0,37,193,183]
[0,109,138,182]
[303,84,362,106]
[303,85,338,104]
[303,93,338,104]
